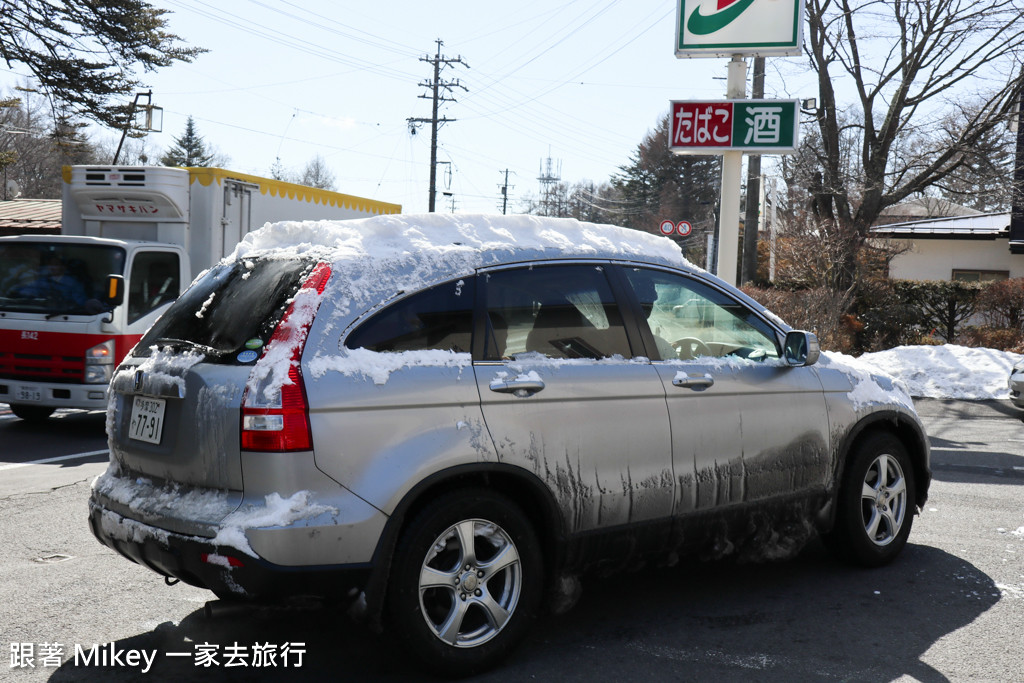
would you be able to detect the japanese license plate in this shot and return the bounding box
[129,396,166,445]
[15,386,42,402]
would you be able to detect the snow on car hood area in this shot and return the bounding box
[818,351,917,412]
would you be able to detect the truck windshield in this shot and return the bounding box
[135,256,315,361]
[0,242,126,315]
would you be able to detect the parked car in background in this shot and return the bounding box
[89,214,931,676]
[1009,359,1024,407]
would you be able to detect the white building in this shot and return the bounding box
[870,212,1024,282]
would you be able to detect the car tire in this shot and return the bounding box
[826,432,916,568]
[387,489,543,677]
[10,404,55,422]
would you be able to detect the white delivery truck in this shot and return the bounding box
[0,165,401,420]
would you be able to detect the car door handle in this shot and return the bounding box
[489,378,546,395]
[672,374,714,391]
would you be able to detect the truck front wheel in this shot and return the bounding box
[10,404,55,422]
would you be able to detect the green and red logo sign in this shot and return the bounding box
[669,99,800,154]
[675,0,804,58]
[687,0,757,35]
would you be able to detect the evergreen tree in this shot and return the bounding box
[160,117,215,167]
[51,114,95,167]
[612,114,719,235]
[0,0,204,129]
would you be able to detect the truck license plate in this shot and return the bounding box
[129,396,166,445]
[15,386,42,402]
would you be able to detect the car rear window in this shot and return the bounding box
[344,277,475,354]
[135,257,315,361]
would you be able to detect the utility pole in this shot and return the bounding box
[741,56,766,284]
[1009,63,1024,253]
[498,169,514,215]
[407,39,468,212]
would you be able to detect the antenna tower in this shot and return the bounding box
[537,152,562,216]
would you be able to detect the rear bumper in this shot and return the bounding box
[89,501,371,601]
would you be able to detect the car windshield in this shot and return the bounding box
[135,256,315,360]
[0,242,126,315]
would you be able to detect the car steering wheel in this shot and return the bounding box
[672,337,711,360]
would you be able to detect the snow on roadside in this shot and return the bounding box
[856,344,1021,400]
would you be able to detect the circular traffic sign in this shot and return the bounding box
[659,220,675,236]
[676,220,692,237]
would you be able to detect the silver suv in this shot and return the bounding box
[90,214,930,676]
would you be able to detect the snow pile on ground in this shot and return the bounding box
[856,344,1020,400]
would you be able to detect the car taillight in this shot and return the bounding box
[240,262,331,452]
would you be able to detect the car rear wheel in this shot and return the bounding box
[387,489,542,677]
[827,432,916,567]
[10,404,55,422]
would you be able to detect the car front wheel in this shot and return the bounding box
[387,489,542,676]
[827,432,916,567]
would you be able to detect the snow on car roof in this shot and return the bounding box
[232,214,696,398]
[230,213,692,282]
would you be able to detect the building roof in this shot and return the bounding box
[870,212,1010,240]
[0,199,62,236]
[873,197,983,226]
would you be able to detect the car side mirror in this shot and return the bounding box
[105,275,125,307]
[784,330,820,367]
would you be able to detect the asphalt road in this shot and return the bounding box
[1,399,1021,682]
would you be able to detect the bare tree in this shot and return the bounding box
[930,104,1015,211]
[1,90,99,197]
[804,0,1024,289]
[298,154,336,190]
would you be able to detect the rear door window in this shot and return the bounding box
[482,264,631,360]
[136,257,315,361]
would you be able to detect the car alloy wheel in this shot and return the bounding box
[388,489,542,676]
[859,452,908,547]
[826,432,917,568]
[418,518,522,647]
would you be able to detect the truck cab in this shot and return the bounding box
[1,166,194,418]
[0,165,400,420]
[0,234,188,419]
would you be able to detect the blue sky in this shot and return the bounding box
[1,0,819,215]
